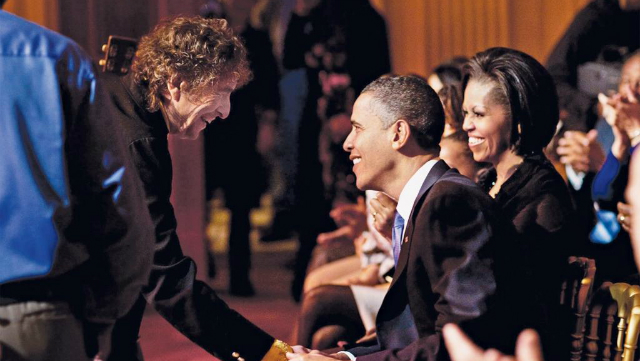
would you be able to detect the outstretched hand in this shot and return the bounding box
[286,346,350,361]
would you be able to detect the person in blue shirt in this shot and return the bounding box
[0,3,155,360]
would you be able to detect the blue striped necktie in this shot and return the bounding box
[392,212,405,265]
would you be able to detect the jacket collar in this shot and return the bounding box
[391,159,450,284]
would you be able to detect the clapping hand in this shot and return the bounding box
[443,324,543,361]
[317,197,367,246]
[368,193,397,240]
[556,130,604,173]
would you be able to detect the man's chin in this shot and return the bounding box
[356,179,372,192]
[176,128,203,140]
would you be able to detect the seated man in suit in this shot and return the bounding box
[287,75,524,361]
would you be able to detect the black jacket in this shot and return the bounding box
[348,161,527,361]
[102,73,275,361]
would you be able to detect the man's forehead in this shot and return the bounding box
[354,93,378,114]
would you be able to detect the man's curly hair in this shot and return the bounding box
[132,16,251,112]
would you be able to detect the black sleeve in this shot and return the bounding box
[127,137,275,361]
[546,1,614,131]
[62,62,155,325]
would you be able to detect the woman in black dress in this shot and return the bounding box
[461,47,579,361]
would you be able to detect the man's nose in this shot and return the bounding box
[219,96,231,119]
[343,130,354,152]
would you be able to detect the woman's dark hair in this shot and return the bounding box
[438,84,464,131]
[432,56,468,88]
[462,47,559,155]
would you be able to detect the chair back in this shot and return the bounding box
[621,286,640,361]
[584,282,619,361]
[560,257,597,361]
[583,283,640,361]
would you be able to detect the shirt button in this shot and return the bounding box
[232,352,240,358]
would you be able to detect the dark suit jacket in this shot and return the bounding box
[348,161,522,361]
[101,73,275,361]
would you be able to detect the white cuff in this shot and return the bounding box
[565,164,585,190]
[337,351,356,361]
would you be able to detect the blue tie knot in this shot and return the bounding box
[392,212,405,265]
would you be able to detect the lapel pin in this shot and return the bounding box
[404,236,409,244]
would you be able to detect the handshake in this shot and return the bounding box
[284,346,350,361]
[279,325,543,361]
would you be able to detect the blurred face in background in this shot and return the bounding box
[427,74,444,93]
[619,55,640,100]
[440,136,480,181]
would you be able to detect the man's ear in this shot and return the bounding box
[162,76,184,102]
[391,119,411,150]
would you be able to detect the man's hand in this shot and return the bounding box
[556,130,604,173]
[618,202,632,233]
[346,264,381,286]
[604,91,640,156]
[330,197,367,227]
[286,346,350,361]
[443,324,543,361]
[369,193,397,240]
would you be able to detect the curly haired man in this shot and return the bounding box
[102,16,291,361]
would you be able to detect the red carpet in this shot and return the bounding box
[139,250,300,360]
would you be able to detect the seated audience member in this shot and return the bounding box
[440,58,640,360]
[305,192,395,292]
[589,51,640,280]
[428,57,468,137]
[554,127,603,242]
[427,56,468,94]
[441,64,640,359]
[462,47,577,360]
[546,0,640,132]
[288,74,527,361]
[297,78,484,351]
[440,131,485,182]
[437,68,486,182]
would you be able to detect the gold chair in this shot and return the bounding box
[621,286,640,361]
[583,283,640,361]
